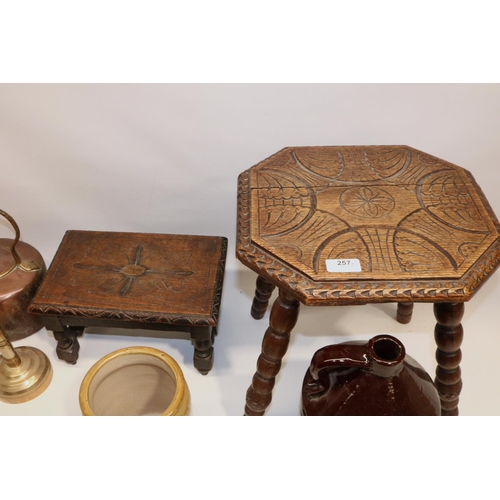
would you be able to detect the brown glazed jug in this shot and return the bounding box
[301,335,440,416]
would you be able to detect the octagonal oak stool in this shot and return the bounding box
[29,230,227,374]
[236,145,500,415]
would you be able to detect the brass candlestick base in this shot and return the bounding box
[0,329,53,404]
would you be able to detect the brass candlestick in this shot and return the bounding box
[0,327,53,403]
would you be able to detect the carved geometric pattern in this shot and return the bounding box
[29,231,227,325]
[73,243,195,298]
[237,146,500,305]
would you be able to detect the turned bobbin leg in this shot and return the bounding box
[191,326,215,375]
[54,326,84,364]
[434,302,464,416]
[245,288,300,416]
[397,302,414,324]
[251,276,276,319]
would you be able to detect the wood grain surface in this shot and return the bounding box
[237,146,500,305]
[30,231,227,325]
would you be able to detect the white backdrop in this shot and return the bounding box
[1,83,500,415]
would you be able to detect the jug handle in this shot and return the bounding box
[307,335,405,394]
[309,344,371,382]
[304,344,371,395]
[0,209,38,278]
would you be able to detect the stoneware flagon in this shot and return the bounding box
[0,209,46,341]
[79,346,190,416]
[301,334,441,416]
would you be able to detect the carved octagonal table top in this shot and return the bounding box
[30,230,227,326]
[237,146,500,305]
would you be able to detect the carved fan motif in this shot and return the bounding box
[395,208,490,271]
[258,170,314,236]
[316,231,371,273]
[294,146,413,184]
[418,171,488,232]
[364,147,412,179]
[394,230,457,272]
[293,147,344,180]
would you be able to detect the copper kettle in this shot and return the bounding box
[0,209,47,341]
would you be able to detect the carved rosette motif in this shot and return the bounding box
[340,186,395,219]
[237,146,500,305]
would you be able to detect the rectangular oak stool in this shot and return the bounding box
[29,230,227,374]
[237,146,500,415]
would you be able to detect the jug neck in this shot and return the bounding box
[366,335,405,377]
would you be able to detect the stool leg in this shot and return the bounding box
[54,326,84,365]
[434,302,464,416]
[251,276,276,319]
[191,326,215,375]
[245,288,300,416]
[397,302,414,324]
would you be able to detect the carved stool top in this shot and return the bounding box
[236,146,500,305]
[30,231,227,326]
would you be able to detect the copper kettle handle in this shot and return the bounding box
[0,209,35,277]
